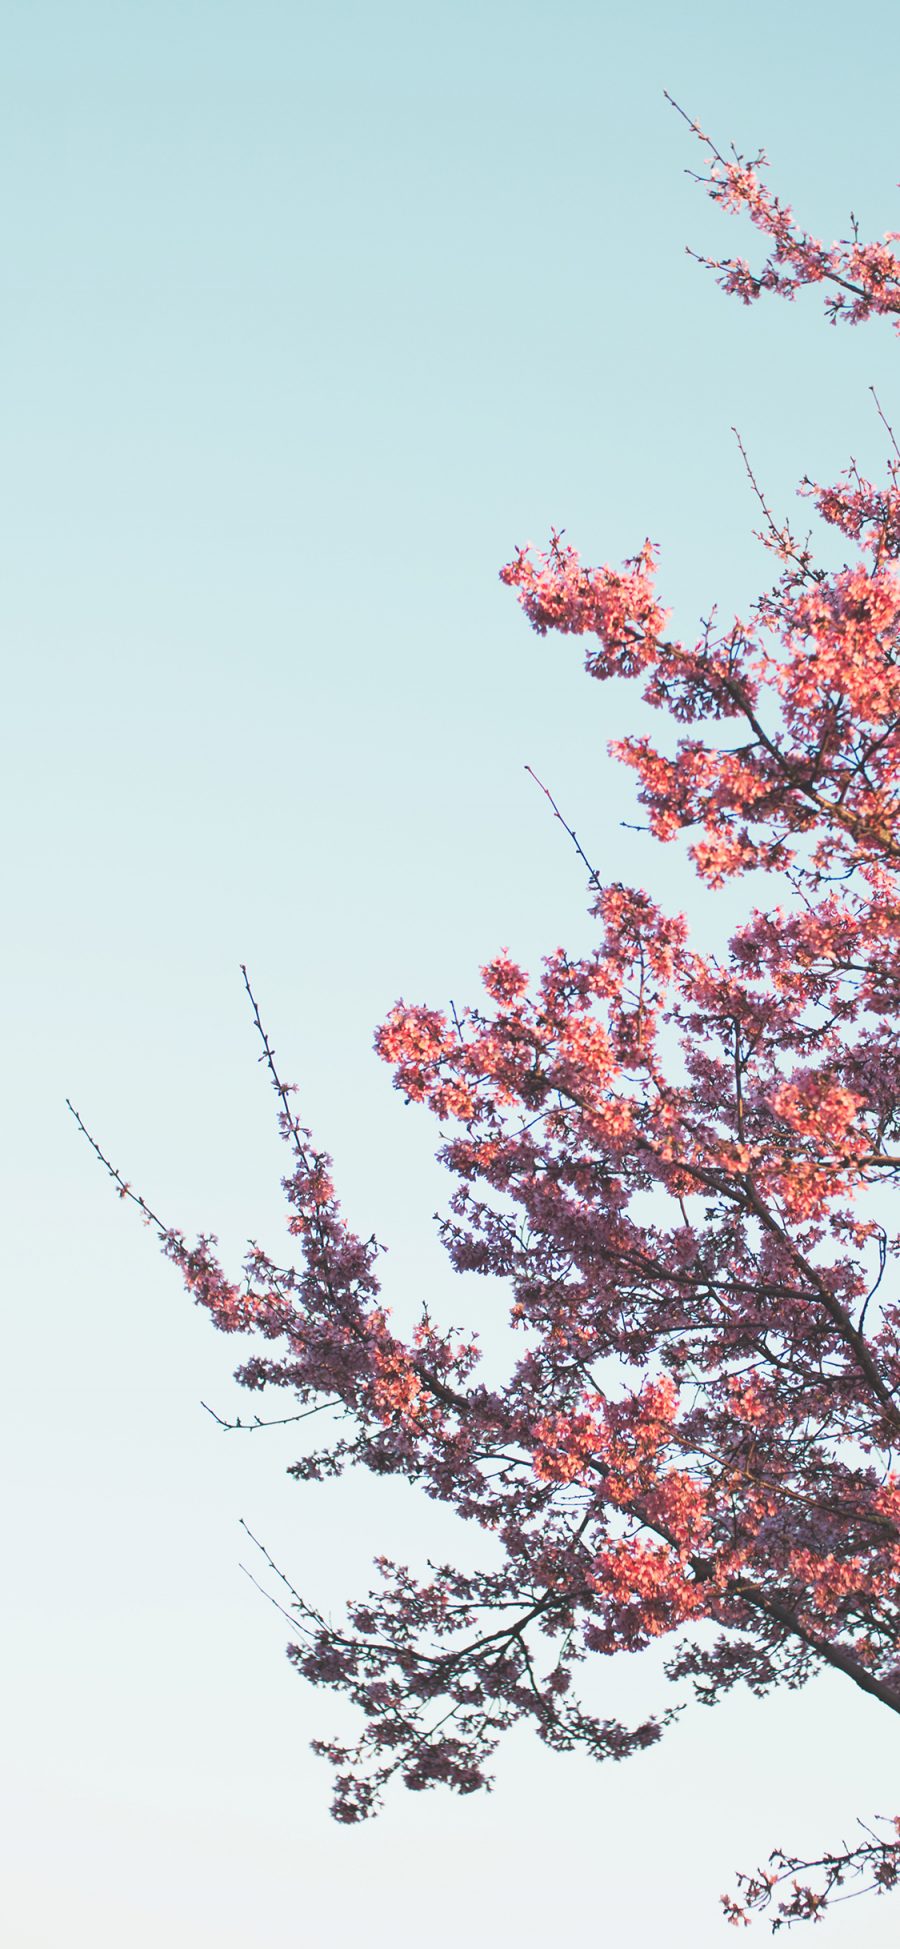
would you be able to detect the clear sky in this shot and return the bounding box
[6,2,900,1943]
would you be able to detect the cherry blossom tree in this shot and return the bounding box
[75,107,900,1928]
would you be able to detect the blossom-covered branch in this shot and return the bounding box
[80,111,900,1926]
[667,93,900,327]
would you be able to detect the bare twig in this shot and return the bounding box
[524,766,602,888]
[870,385,900,461]
[66,1098,168,1232]
[202,1399,341,1433]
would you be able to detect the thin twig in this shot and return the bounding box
[524,766,602,888]
[202,1398,341,1433]
[66,1098,169,1232]
[870,385,900,461]
[240,964,311,1169]
[239,1517,313,1618]
[239,1561,311,1639]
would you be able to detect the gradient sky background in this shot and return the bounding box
[7,2,900,1943]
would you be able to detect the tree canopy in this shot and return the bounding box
[77,106,900,1929]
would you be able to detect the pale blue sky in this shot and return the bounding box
[6,2,900,1943]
